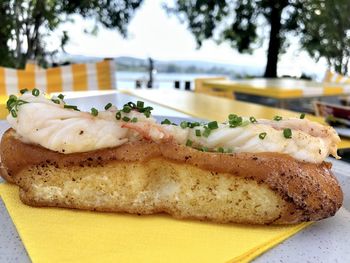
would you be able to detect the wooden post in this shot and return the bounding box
[185,81,191,91]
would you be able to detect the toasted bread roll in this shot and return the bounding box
[0,129,343,224]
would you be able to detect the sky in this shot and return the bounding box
[50,0,327,78]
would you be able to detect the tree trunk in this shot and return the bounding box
[264,4,283,78]
[14,0,22,68]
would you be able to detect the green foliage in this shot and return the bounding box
[166,1,302,77]
[299,0,350,75]
[0,0,143,68]
[0,1,15,67]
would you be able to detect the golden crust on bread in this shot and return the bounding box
[0,129,343,224]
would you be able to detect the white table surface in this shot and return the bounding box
[1,93,350,263]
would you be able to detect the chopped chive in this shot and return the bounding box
[274,116,282,121]
[64,105,79,110]
[6,95,17,110]
[104,103,112,110]
[161,119,171,125]
[136,101,144,108]
[20,88,28,94]
[122,116,130,122]
[186,139,193,146]
[188,122,200,128]
[131,117,138,123]
[300,113,305,119]
[217,147,224,153]
[115,111,121,120]
[143,106,154,112]
[249,116,257,123]
[144,111,151,118]
[122,105,131,113]
[32,88,40,97]
[226,148,233,153]
[201,146,209,152]
[180,121,188,129]
[10,109,17,118]
[259,132,267,140]
[51,99,60,104]
[140,106,153,118]
[58,94,65,100]
[191,122,200,128]
[203,127,211,137]
[228,114,237,120]
[283,128,292,139]
[208,121,218,130]
[195,129,201,137]
[9,94,17,99]
[91,107,98,116]
[128,102,136,108]
[228,114,243,127]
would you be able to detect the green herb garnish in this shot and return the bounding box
[161,119,171,125]
[144,111,151,118]
[32,88,40,97]
[122,105,132,113]
[249,116,257,123]
[195,129,201,137]
[127,102,135,107]
[274,116,282,121]
[259,132,267,140]
[115,111,121,120]
[208,121,218,130]
[64,105,79,111]
[58,94,65,100]
[188,122,200,128]
[217,147,224,153]
[202,127,211,137]
[283,128,292,139]
[201,146,209,152]
[104,103,112,110]
[51,99,60,104]
[6,95,28,117]
[131,117,138,123]
[300,113,305,119]
[136,101,144,108]
[122,116,130,122]
[91,107,98,116]
[180,121,188,129]
[20,88,28,94]
[228,114,243,127]
[10,109,17,118]
[186,139,193,146]
[6,95,17,110]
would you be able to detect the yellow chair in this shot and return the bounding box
[324,70,350,105]
[194,77,235,99]
[323,70,350,84]
[0,58,116,96]
[0,59,116,119]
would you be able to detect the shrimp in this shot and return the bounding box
[258,118,340,159]
[258,118,340,140]
[8,100,128,154]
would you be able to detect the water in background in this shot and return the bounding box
[116,71,227,90]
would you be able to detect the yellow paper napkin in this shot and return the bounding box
[0,183,310,263]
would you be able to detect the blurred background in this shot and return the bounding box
[1,0,349,89]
